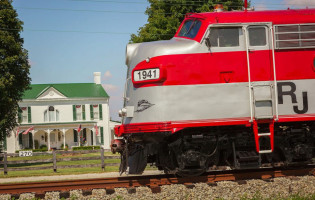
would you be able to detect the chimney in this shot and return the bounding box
[94,72,101,84]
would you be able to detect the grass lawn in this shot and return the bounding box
[0,151,157,178]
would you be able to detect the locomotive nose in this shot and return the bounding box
[126,43,141,66]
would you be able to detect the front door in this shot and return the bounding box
[245,24,275,120]
[50,132,57,149]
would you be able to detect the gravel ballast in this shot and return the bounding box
[0,176,314,200]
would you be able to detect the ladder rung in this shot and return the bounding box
[258,132,271,136]
[259,150,272,154]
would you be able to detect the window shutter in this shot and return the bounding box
[83,128,87,141]
[91,130,94,145]
[28,107,32,123]
[73,105,76,121]
[19,133,22,145]
[100,127,104,145]
[90,105,94,120]
[99,104,103,120]
[74,130,78,142]
[82,105,86,120]
[18,108,22,123]
[29,132,33,149]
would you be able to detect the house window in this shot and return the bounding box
[76,105,82,120]
[93,105,99,119]
[44,110,48,122]
[18,107,31,123]
[73,105,85,121]
[49,106,55,121]
[21,107,28,123]
[56,110,60,121]
[44,106,59,122]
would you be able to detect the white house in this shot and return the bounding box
[5,72,118,153]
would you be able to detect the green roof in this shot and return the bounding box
[23,83,109,99]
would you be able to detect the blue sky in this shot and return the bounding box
[11,0,314,120]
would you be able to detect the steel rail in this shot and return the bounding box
[0,166,314,196]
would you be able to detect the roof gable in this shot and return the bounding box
[23,83,109,99]
[37,87,67,99]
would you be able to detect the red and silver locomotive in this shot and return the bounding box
[113,7,315,176]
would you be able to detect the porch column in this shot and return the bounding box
[32,130,35,150]
[15,127,19,152]
[92,127,96,146]
[78,130,81,147]
[56,131,59,150]
[47,129,51,150]
[63,128,66,149]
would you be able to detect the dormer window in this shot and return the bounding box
[44,106,59,122]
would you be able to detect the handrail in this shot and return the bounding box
[243,26,253,122]
[270,26,279,121]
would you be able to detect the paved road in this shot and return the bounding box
[0,170,164,184]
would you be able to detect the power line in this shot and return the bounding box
[14,7,146,14]
[15,5,313,15]
[65,0,315,7]
[69,0,147,4]
[0,28,174,36]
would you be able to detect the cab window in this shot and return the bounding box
[178,19,202,39]
[209,27,240,47]
[248,26,267,46]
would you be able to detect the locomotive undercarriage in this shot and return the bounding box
[115,122,315,176]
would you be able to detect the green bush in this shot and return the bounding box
[61,143,69,150]
[15,148,48,153]
[33,148,48,152]
[39,144,47,149]
[72,146,100,151]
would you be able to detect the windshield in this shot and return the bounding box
[178,19,202,39]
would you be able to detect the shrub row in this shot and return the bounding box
[15,148,48,153]
[72,146,101,151]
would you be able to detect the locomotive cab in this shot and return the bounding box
[114,8,315,176]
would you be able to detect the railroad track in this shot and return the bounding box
[0,165,314,199]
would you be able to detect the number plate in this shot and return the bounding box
[134,68,160,82]
[19,150,33,157]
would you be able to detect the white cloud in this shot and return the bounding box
[283,0,315,8]
[102,84,118,92]
[102,71,112,81]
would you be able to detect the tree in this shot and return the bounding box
[0,0,31,148]
[130,0,248,43]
